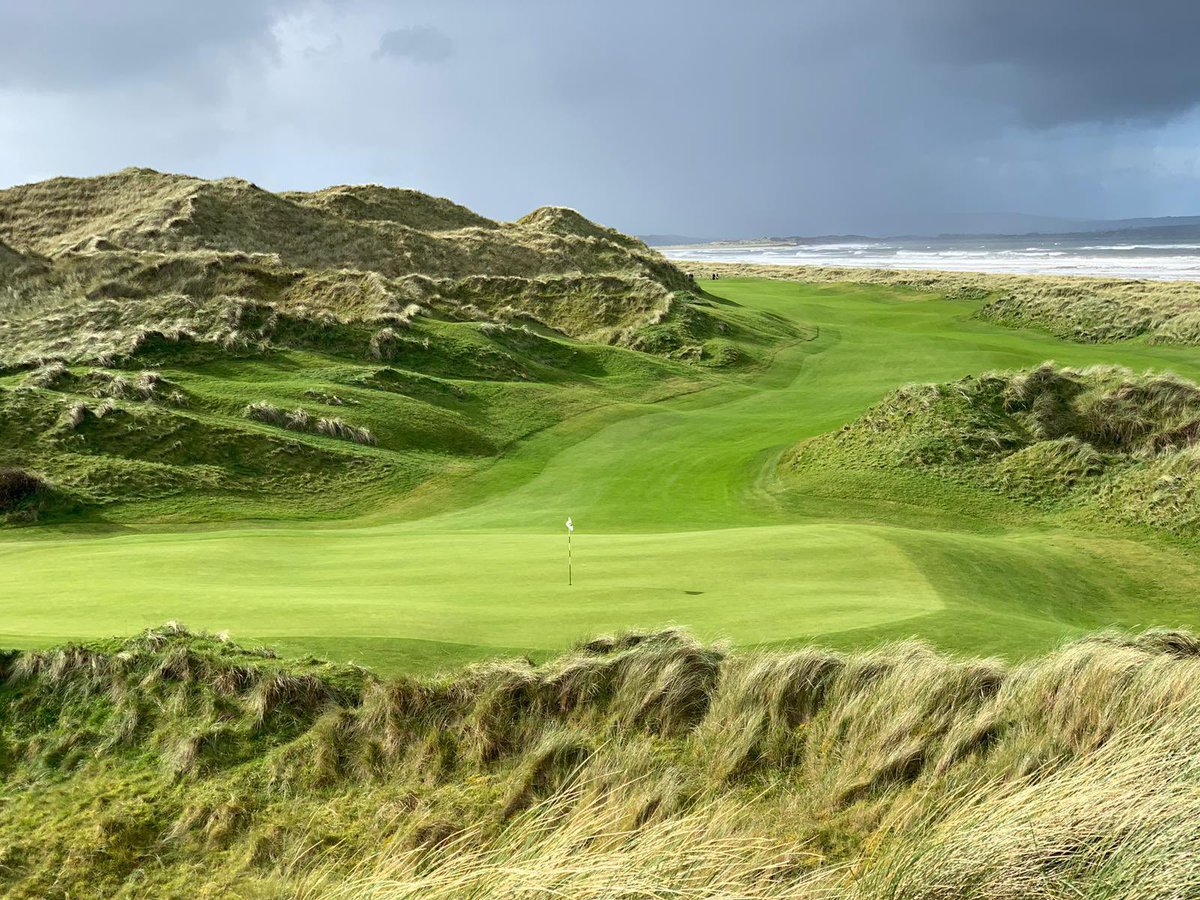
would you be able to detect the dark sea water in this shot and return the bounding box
[664,235,1200,281]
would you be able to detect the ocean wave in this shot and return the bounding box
[665,241,1200,281]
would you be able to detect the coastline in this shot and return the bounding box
[655,257,1200,291]
[660,239,1200,282]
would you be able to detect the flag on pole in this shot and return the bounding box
[566,517,574,586]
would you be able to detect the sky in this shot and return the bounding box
[2,0,1200,237]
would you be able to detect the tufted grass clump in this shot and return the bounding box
[3,625,1200,896]
[315,417,377,446]
[244,401,376,446]
[789,362,1200,534]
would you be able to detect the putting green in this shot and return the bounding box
[4,280,1200,671]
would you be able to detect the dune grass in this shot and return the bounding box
[2,624,1199,897]
[789,361,1200,533]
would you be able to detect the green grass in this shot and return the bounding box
[790,361,1200,534]
[4,624,1200,897]
[5,279,1200,672]
[686,259,1200,344]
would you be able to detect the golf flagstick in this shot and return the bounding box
[566,516,574,585]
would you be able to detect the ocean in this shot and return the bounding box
[662,235,1200,281]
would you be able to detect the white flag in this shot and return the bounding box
[566,516,574,533]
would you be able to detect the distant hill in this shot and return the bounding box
[638,234,715,247]
[888,212,1200,238]
[1060,219,1200,242]
[667,214,1200,245]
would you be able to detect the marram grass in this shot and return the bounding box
[788,361,1200,533]
[2,624,1200,897]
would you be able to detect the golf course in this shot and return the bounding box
[9,4,1200,890]
[6,171,1200,898]
[5,277,1200,672]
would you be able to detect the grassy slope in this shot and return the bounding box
[3,280,1200,671]
[788,362,1200,533]
[2,625,1199,897]
[1,170,775,529]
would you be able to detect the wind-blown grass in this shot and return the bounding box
[2,625,1199,897]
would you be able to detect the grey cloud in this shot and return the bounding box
[0,0,286,90]
[0,0,1198,237]
[905,0,1200,126]
[376,26,453,64]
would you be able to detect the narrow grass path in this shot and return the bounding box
[4,280,1200,672]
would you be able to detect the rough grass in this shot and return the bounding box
[2,624,1199,897]
[0,312,769,523]
[674,259,1200,345]
[0,167,699,365]
[244,401,377,446]
[0,466,47,521]
[0,377,423,518]
[788,362,1200,534]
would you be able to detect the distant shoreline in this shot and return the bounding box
[656,257,1200,287]
[661,237,1200,282]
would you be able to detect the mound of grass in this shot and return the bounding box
[515,204,649,251]
[0,169,735,376]
[0,379,425,518]
[281,183,498,232]
[788,362,1200,533]
[0,466,50,523]
[2,624,1199,896]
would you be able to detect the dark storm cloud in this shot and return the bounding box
[376,25,454,64]
[0,0,1198,236]
[906,0,1200,126]
[0,0,285,89]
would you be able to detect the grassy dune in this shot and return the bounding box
[1,170,779,525]
[790,362,1200,533]
[1,624,1198,897]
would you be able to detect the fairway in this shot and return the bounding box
[5,279,1200,672]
